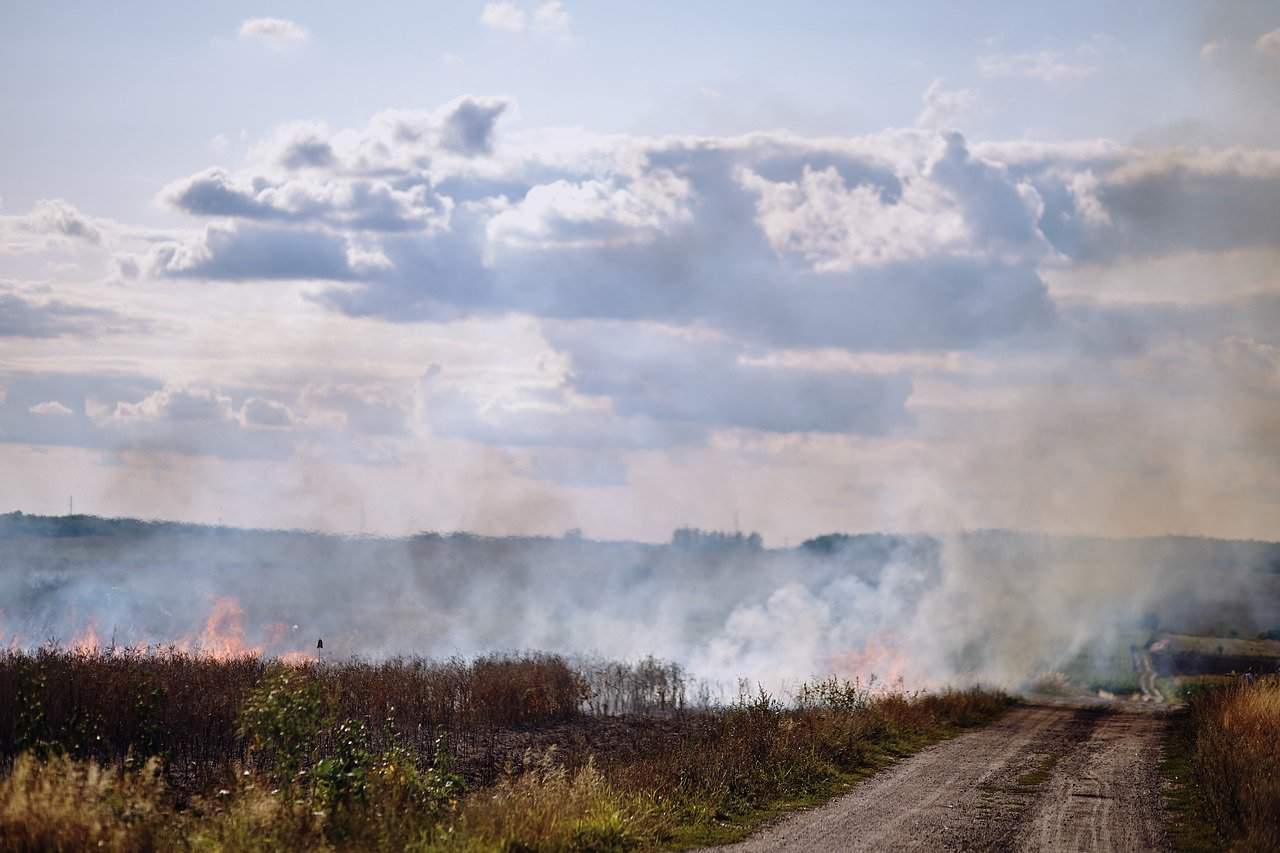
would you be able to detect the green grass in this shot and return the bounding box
[1015,753,1059,788]
[1159,710,1223,853]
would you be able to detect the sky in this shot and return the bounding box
[3,1,1280,542]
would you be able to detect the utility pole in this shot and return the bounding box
[68,495,73,516]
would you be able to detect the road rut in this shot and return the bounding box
[699,703,1170,852]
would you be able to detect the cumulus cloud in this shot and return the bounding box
[160,168,451,232]
[533,2,571,35]
[153,110,1071,358]
[916,79,976,130]
[241,396,295,428]
[745,133,1047,269]
[1258,28,1280,58]
[238,17,310,47]
[28,401,73,416]
[480,2,526,32]
[148,223,359,281]
[440,96,511,156]
[480,3,570,37]
[1065,148,1280,260]
[0,200,102,252]
[487,169,691,249]
[100,98,1280,489]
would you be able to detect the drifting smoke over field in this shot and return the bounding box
[2,514,1277,692]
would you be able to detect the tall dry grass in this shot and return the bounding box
[0,649,1012,850]
[0,648,587,793]
[0,753,168,852]
[1189,675,1280,852]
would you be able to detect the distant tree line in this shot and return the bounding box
[670,527,763,550]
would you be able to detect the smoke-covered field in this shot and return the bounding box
[4,512,1278,692]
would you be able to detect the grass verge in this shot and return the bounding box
[1159,710,1221,853]
[1161,675,1280,853]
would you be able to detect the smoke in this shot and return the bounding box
[2,517,1277,693]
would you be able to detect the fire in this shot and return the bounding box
[278,650,316,665]
[177,597,263,659]
[71,620,102,652]
[36,597,313,662]
[828,634,914,689]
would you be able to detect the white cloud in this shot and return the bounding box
[533,1,571,35]
[1258,29,1280,59]
[0,199,102,253]
[916,79,976,130]
[238,17,310,47]
[481,2,570,37]
[29,401,73,416]
[480,2,526,32]
[744,164,963,269]
[487,170,692,249]
[1200,40,1223,61]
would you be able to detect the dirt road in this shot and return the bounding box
[700,703,1171,852]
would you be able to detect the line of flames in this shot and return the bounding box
[0,598,315,664]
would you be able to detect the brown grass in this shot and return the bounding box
[0,650,1012,851]
[1188,675,1280,852]
[0,753,168,852]
[0,647,587,794]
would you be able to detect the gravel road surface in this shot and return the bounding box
[699,703,1170,852]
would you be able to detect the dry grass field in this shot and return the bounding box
[0,647,1010,851]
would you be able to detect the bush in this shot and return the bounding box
[239,667,331,785]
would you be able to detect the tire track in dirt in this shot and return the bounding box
[1013,710,1168,852]
[698,703,1170,852]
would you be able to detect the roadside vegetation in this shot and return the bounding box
[1162,675,1280,853]
[0,647,1010,851]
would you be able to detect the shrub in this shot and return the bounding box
[238,667,331,785]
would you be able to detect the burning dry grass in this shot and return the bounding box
[0,649,1011,850]
[1188,676,1280,852]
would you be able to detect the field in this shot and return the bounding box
[0,647,1011,851]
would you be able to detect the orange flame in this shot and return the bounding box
[71,621,102,652]
[828,634,913,689]
[44,598,312,664]
[177,597,263,659]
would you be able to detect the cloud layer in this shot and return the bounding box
[4,85,1280,540]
